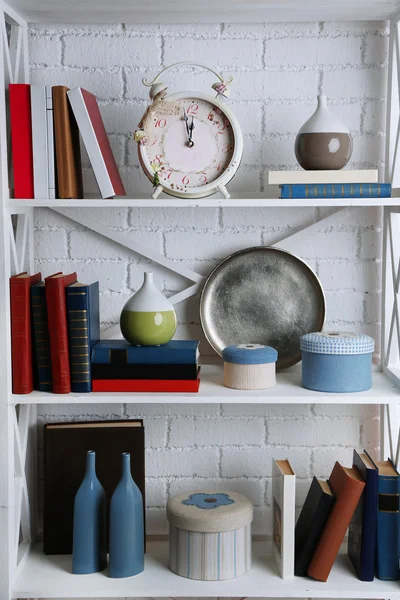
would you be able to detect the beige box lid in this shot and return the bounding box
[167,490,253,533]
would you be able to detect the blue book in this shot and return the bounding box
[348,450,378,581]
[31,281,53,392]
[66,282,100,393]
[91,339,200,365]
[280,183,391,199]
[376,458,400,581]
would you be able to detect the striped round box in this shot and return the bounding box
[167,490,253,581]
[222,344,278,390]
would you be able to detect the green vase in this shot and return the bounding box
[120,272,177,346]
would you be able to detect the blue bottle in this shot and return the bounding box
[109,452,144,578]
[72,450,107,574]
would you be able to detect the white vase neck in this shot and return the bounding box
[143,272,154,285]
[317,95,328,108]
[297,94,350,135]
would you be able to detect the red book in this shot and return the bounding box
[45,273,77,394]
[9,84,34,199]
[307,462,365,582]
[92,379,200,393]
[67,88,126,198]
[10,272,42,394]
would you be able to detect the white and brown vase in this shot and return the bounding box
[295,95,353,170]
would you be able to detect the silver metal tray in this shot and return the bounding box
[200,246,326,370]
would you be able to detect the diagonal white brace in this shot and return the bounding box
[52,208,205,284]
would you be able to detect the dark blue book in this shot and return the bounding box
[280,183,391,199]
[31,281,53,392]
[91,339,200,365]
[348,450,378,581]
[66,281,100,393]
[375,458,400,580]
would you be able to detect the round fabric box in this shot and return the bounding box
[300,331,375,393]
[167,490,253,581]
[222,344,278,390]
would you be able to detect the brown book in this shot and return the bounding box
[43,420,145,555]
[307,461,365,582]
[52,86,83,198]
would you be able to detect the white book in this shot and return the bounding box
[31,85,49,199]
[46,86,56,200]
[272,458,296,579]
[268,169,378,185]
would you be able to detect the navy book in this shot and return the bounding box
[375,458,400,581]
[280,183,391,199]
[31,280,54,392]
[348,450,378,581]
[294,476,334,576]
[66,281,100,393]
[91,339,200,365]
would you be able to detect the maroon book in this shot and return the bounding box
[45,272,77,394]
[10,272,42,393]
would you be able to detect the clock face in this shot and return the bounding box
[140,96,237,194]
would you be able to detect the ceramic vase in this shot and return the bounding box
[120,271,177,345]
[109,452,145,579]
[72,450,107,574]
[295,95,353,170]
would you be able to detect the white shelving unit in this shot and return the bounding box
[2,1,400,599]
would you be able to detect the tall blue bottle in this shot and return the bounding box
[109,452,144,578]
[72,450,107,574]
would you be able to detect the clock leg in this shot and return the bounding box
[217,184,230,199]
[152,184,164,199]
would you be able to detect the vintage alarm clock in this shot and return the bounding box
[135,62,243,200]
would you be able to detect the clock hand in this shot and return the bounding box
[187,116,195,148]
[183,109,190,138]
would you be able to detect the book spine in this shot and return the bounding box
[91,346,198,365]
[10,280,34,394]
[376,476,400,580]
[9,84,34,199]
[282,473,296,579]
[280,183,392,199]
[268,169,378,185]
[31,285,53,392]
[46,278,76,394]
[359,470,378,581]
[46,86,56,199]
[92,379,200,393]
[66,286,92,393]
[31,85,49,199]
[91,363,199,380]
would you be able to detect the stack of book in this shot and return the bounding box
[273,450,400,582]
[268,169,392,199]
[90,339,201,393]
[9,84,126,200]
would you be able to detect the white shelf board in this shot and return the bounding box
[5,196,400,209]
[7,0,400,23]
[11,541,400,599]
[10,364,400,405]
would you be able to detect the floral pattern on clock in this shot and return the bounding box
[141,97,235,193]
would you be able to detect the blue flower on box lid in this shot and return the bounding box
[182,492,235,510]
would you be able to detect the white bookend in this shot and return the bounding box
[31,85,49,199]
[267,169,378,185]
[46,86,56,200]
[272,458,296,579]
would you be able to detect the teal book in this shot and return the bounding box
[31,280,55,392]
[375,458,400,581]
[66,281,100,393]
[280,183,391,199]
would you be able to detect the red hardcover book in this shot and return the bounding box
[67,88,126,198]
[92,379,200,393]
[9,84,34,199]
[10,272,42,394]
[45,272,77,394]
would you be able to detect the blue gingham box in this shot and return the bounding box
[300,332,375,393]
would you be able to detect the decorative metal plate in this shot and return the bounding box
[200,246,326,370]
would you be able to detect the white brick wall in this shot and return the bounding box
[29,20,386,537]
